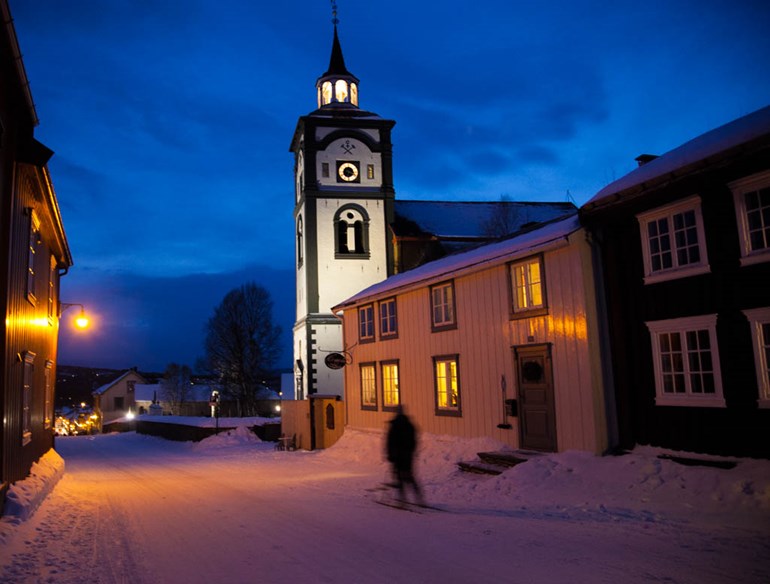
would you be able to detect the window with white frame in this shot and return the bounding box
[379,298,397,339]
[22,351,35,445]
[637,196,709,284]
[44,361,54,429]
[434,355,461,415]
[509,255,546,316]
[430,281,456,331]
[360,363,377,410]
[743,307,770,407]
[358,304,374,341]
[27,210,40,304]
[381,361,400,410]
[646,314,725,407]
[731,171,770,266]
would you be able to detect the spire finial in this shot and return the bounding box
[331,0,339,26]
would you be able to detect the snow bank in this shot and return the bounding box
[1,448,65,535]
[319,429,770,529]
[191,425,262,452]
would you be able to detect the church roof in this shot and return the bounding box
[393,200,576,239]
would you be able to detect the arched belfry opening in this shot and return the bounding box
[334,204,370,258]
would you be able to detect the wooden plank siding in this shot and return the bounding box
[1,1,73,505]
[340,228,609,454]
[580,108,770,458]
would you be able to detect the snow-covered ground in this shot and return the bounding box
[1,425,769,583]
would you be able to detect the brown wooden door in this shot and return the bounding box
[514,344,557,452]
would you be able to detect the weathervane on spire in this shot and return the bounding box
[331,0,339,25]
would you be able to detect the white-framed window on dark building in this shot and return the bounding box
[360,362,377,410]
[379,297,398,339]
[743,307,770,407]
[637,196,709,284]
[334,204,370,259]
[509,255,547,317]
[358,304,374,342]
[731,171,770,266]
[22,351,35,445]
[44,360,54,429]
[646,314,725,407]
[430,281,457,331]
[434,355,461,416]
[27,210,40,304]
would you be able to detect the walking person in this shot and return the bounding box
[386,406,424,506]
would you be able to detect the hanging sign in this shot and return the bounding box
[325,352,347,370]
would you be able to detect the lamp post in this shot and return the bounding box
[60,302,90,329]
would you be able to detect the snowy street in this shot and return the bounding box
[1,429,769,584]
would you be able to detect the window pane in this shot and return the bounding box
[382,363,400,406]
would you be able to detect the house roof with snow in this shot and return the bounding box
[393,200,576,239]
[92,370,147,396]
[334,212,581,309]
[582,105,770,212]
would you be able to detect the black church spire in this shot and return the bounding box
[316,21,359,109]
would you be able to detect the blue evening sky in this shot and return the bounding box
[10,0,770,372]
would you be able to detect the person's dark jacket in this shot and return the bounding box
[387,413,416,468]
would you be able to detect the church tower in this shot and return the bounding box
[290,21,396,399]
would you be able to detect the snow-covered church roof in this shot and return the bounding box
[583,105,770,211]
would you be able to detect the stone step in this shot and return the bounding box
[458,450,542,476]
[457,460,505,475]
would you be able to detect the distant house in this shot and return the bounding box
[92,370,147,430]
[581,105,770,458]
[0,0,74,510]
[333,213,610,454]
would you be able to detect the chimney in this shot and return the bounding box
[635,154,658,167]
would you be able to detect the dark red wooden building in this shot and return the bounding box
[581,106,770,457]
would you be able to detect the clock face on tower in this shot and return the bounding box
[336,160,360,183]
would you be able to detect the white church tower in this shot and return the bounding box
[290,21,396,399]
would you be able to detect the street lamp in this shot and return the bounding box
[60,302,89,329]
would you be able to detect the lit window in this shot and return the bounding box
[637,196,709,284]
[350,83,358,106]
[22,351,35,445]
[367,164,374,180]
[360,363,377,410]
[381,361,400,410]
[335,80,349,103]
[510,256,546,315]
[359,305,374,341]
[731,171,770,266]
[434,355,461,415]
[322,81,332,105]
[379,298,397,338]
[430,281,456,331]
[744,307,770,407]
[646,315,725,407]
